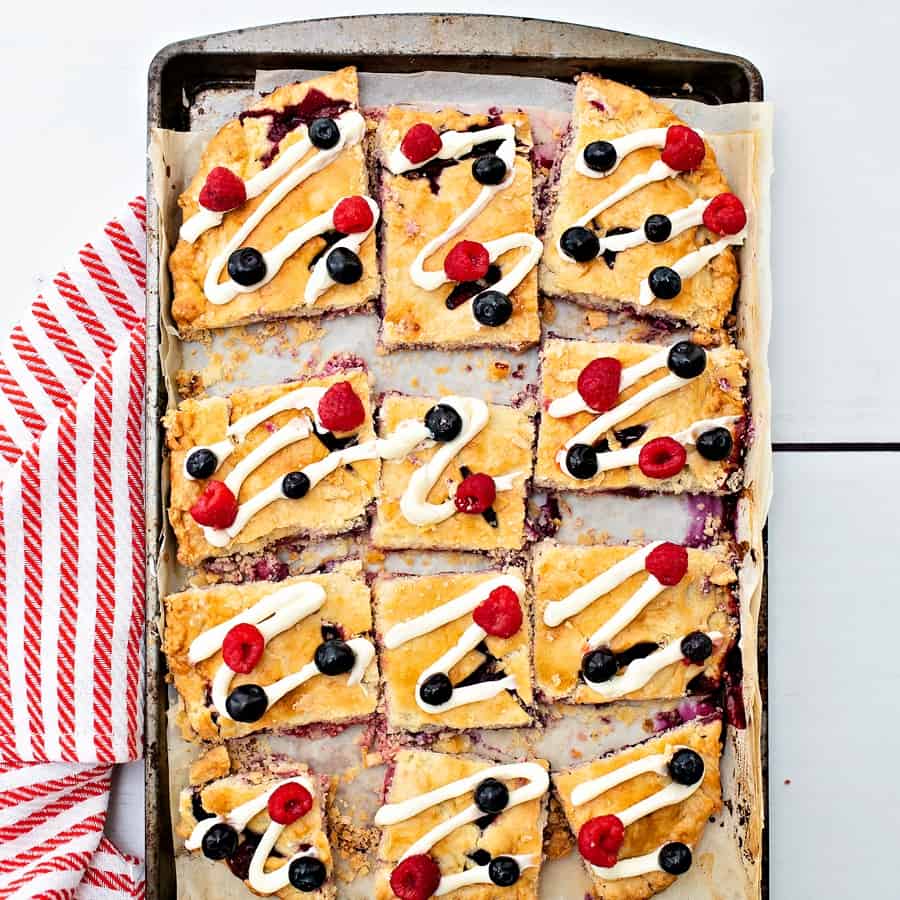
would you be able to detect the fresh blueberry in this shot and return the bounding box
[696,427,734,461]
[228,247,267,286]
[418,672,453,706]
[648,266,682,300]
[488,856,521,887]
[186,448,218,480]
[472,154,507,185]
[582,140,617,173]
[667,341,707,379]
[565,443,598,480]
[309,117,340,149]
[201,823,239,860]
[680,631,714,664]
[282,471,311,499]
[581,648,617,683]
[644,214,673,243]
[314,639,356,676]
[668,748,705,786]
[473,290,513,327]
[289,856,328,892]
[560,226,600,262]
[474,778,509,814]
[225,684,269,723]
[326,247,363,284]
[425,404,463,442]
[658,841,693,875]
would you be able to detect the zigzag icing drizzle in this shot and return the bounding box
[571,747,701,880]
[185,774,322,894]
[188,581,374,720]
[384,575,526,713]
[375,761,548,895]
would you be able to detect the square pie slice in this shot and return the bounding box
[553,719,723,900]
[178,749,335,898]
[166,369,378,567]
[533,541,738,705]
[170,67,379,336]
[372,394,534,551]
[374,749,549,899]
[540,74,748,334]
[375,568,533,731]
[535,338,746,494]
[377,107,541,350]
[163,564,378,742]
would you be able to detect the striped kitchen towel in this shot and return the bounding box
[0,198,147,898]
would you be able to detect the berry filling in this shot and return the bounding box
[389,854,442,900]
[190,481,239,529]
[638,437,687,479]
[199,166,247,213]
[332,196,374,233]
[702,193,747,236]
[445,264,501,310]
[454,473,497,515]
[601,225,636,269]
[221,623,265,674]
[443,240,490,282]
[267,781,313,825]
[318,381,365,432]
[660,125,706,172]
[577,357,622,413]
[645,542,689,586]
[472,586,523,638]
[578,814,625,868]
[400,123,443,165]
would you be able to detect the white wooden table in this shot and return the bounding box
[4,2,898,896]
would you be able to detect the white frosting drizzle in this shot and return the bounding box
[375,761,548,893]
[185,775,322,894]
[188,110,367,306]
[386,123,516,176]
[384,575,527,714]
[594,197,710,255]
[436,855,539,895]
[556,415,739,479]
[570,746,702,881]
[638,227,748,306]
[574,127,704,180]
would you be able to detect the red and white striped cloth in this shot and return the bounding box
[0,199,147,898]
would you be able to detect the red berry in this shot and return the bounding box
[400,123,443,165]
[454,473,496,515]
[703,193,747,236]
[473,585,523,638]
[267,781,313,825]
[190,480,238,529]
[578,815,625,868]
[645,542,689,586]
[221,623,265,673]
[443,241,490,282]
[318,381,366,432]
[660,126,706,172]
[389,855,442,900]
[577,358,622,413]
[333,196,374,234]
[198,166,247,213]
[638,437,687,480]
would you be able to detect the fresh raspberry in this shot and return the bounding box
[473,585,523,638]
[198,166,247,212]
[578,815,625,868]
[190,480,238,529]
[318,381,365,432]
[638,437,687,480]
[443,241,490,282]
[333,196,374,234]
[577,358,622,412]
[267,782,313,825]
[222,623,265,673]
[454,473,497,515]
[400,123,443,165]
[389,854,442,900]
[702,193,747,236]
[645,542,689,586]
[660,125,706,172]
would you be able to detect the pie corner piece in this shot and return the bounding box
[377,107,541,351]
[540,73,746,334]
[170,65,379,336]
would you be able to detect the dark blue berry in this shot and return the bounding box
[648,266,682,300]
[488,856,521,887]
[201,823,239,860]
[470,849,492,866]
[228,247,266,286]
[565,443,598,480]
[225,684,269,723]
[667,341,707,379]
[474,778,509,814]
[314,640,355,676]
[227,835,260,880]
[680,631,713,664]
[560,226,600,262]
[326,247,363,284]
[581,648,617,683]
[186,448,218,480]
[419,673,453,706]
[309,117,340,149]
[644,214,673,243]
[472,154,507,185]
[659,842,692,875]
[289,856,328,891]
[668,748,705,786]
[425,404,463,441]
[696,427,733,461]
[583,140,617,173]
[473,290,513,327]
[281,471,311,499]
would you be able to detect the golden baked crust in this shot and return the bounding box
[177,756,334,899]
[170,67,378,336]
[553,719,723,900]
[532,542,737,704]
[535,338,746,494]
[540,75,739,334]
[163,564,378,741]
[372,395,534,551]
[377,108,540,350]
[375,749,548,900]
[374,569,533,731]
[166,369,377,567]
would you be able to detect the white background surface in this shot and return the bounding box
[3,2,897,897]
